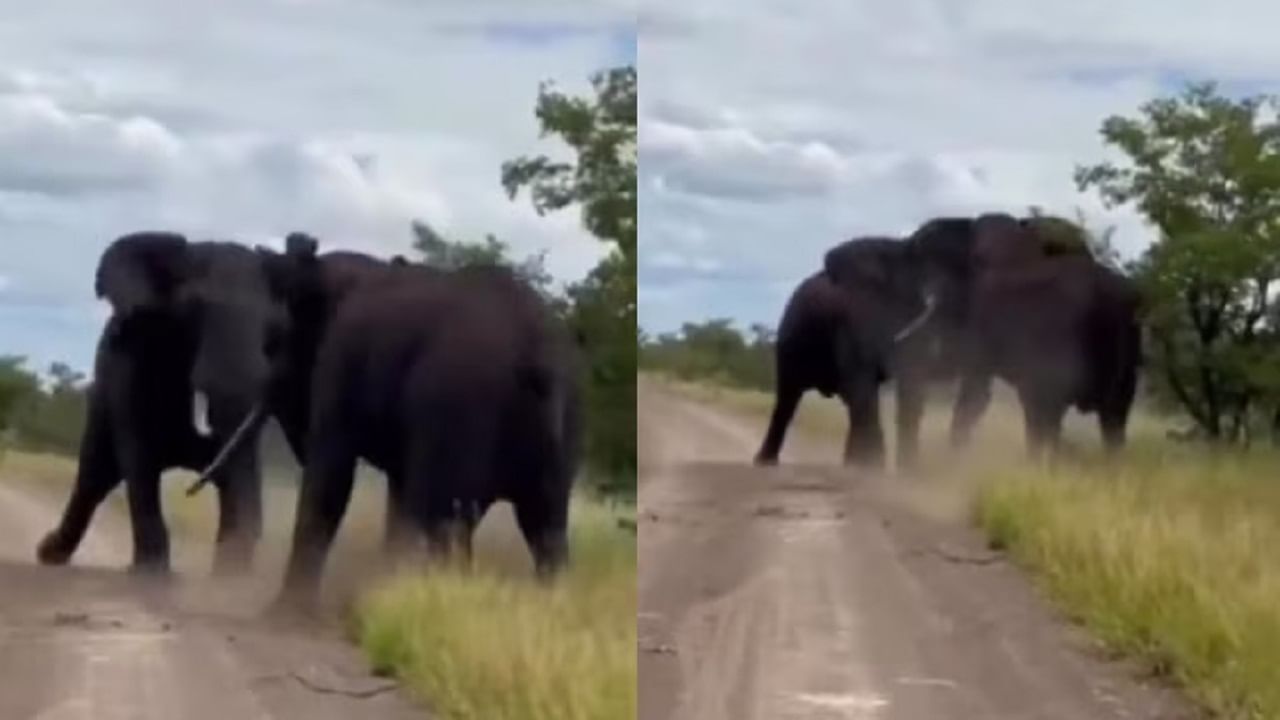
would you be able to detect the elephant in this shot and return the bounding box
[185,235,582,609]
[754,237,940,468]
[937,255,1141,459]
[754,213,1107,469]
[37,232,282,575]
[909,213,1141,458]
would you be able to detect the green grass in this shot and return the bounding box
[652,373,1280,719]
[357,498,636,720]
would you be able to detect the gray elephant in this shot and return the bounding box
[912,215,1141,458]
[176,235,582,610]
[754,237,947,468]
[38,232,278,574]
[755,213,1114,468]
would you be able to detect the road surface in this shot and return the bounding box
[0,478,426,719]
[638,378,1192,720]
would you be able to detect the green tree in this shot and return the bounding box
[501,65,637,263]
[410,221,555,300]
[1076,82,1280,442]
[0,357,39,454]
[15,361,89,455]
[639,319,776,392]
[502,65,637,496]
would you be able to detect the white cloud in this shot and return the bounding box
[638,0,1271,334]
[0,0,632,373]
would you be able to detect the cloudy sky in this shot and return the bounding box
[0,0,635,374]
[638,0,1280,335]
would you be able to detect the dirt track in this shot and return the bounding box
[0,480,426,719]
[637,378,1192,720]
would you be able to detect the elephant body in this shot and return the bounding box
[951,256,1141,455]
[39,234,278,574]
[267,242,582,604]
[756,211,1139,468]
[755,238,941,468]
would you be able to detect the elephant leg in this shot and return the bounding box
[38,392,121,565]
[950,372,993,450]
[841,377,885,468]
[1099,346,1138,455]
[382,471,418,561]
[124,466,169,574]
[212,452,263,576]
[1019,387,1066,463]
[894,377,924,472]
[277,437,357,607]
[755,378,803,466]
[515,496,567,582]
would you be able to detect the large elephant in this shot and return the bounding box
[755,213,1105,469]
[909,213,1141,458]
[186,235,582,609]
[754,237,939,468]
[37,232,281,574]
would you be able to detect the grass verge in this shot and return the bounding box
[977,444,1280,719]
[357,497,636,720]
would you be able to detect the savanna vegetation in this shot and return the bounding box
[647,82,1280,719]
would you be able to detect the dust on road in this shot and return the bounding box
[0,480,426,720]
[637,377,1191,720]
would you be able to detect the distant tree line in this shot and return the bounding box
[0,358,89,457]
[639,320,775,391]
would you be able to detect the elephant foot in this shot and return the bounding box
[752,451,779,467]
[36,530,75,566]
[128,556,172,578]
[211,542,256,578]
[264,589,320,623]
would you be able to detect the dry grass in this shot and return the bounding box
[979,444,1280,719]
[357,498,636,720]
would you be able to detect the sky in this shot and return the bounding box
[637,0,1280,336]
[0,0,636,375]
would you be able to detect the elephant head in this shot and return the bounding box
[822,236,937,344]
[903,212,1098,334]
[185,233,405,491]
[95,231,305,459]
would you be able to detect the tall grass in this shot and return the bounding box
[978,444,1280,719]
[357,498,636,720]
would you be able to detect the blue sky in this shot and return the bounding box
[0,0,635,376]
[637,0,1280,338]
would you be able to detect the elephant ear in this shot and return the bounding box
[907,217,975,276]
[262,231,322,305]
[95,231,191,317]
[823,239,890,287]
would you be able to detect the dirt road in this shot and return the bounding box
[638,378,1191,720]
[0,480,426,719]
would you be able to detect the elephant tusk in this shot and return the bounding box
[185,403,266,497]
[894,293,938,343]
[192,391,213,437]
